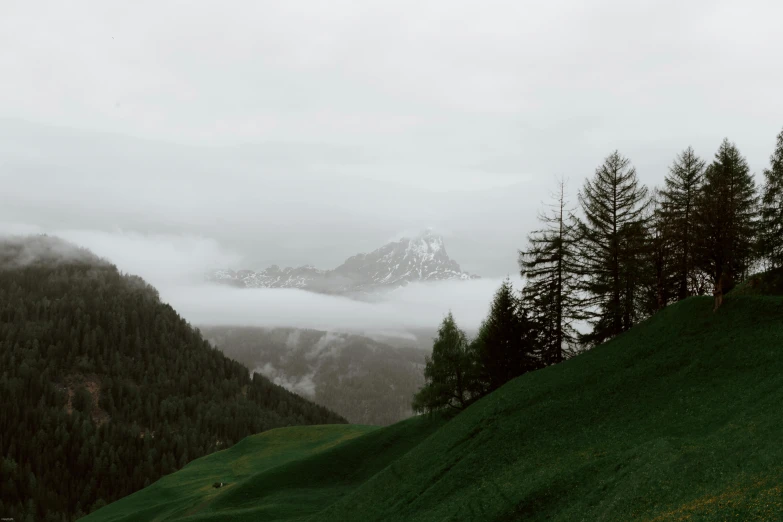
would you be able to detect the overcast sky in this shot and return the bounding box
[2,0,782,280]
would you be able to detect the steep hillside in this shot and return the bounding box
[88,293,783,521]
[202,326,425,425]
[0,236,345,522]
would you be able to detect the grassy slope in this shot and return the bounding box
[82,415,447,522]
[88,294,783,521]
[79,425,377,522]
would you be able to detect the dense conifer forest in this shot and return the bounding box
[0,236,345,521]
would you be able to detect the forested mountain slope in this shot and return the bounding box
[89,292,783,521]
[203,326,425,425]
[0,236,345,522]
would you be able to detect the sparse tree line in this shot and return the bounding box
[414,128,783,414]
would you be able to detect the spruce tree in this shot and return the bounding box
[576,151,649,345]
[519,179,581,364]
[412,313,474,414]
[619,219,652,329]
[476,279,541,392]
[694,139,758,307]
[759,128,783,269]
[660,146,706,300]
[638,189,678,316]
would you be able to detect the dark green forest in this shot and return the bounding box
[414,128,783,415]
[0,236,345,522]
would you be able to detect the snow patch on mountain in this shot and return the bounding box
[207,230,479,295]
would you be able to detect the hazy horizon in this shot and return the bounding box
[2,0,782,335]
[0,228,511,340]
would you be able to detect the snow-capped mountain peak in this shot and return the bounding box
[407,230,443,257]
[208,230,478,295]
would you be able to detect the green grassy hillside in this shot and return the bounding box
[79,424,377,522]
[81,416,446,522]
[86,294,783,521]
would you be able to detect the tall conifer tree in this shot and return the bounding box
[660,147,706,300]
[412,313,474,414]
[759,128,783,269]
[638,189,678,316]
[476,279,541,392]
[519,179,581,364]
[576,151,649,345]
[694,139,758,306]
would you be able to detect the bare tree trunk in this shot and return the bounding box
[712,277,723,311]
[713,270,732,311]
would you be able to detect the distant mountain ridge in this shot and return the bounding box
[208,230,479,294]
[202,326,427,426]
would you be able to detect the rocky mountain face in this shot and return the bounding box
[208,230,479,294]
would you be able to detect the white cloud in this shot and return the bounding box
[28,229,241,286]
[0,227,512,335]
[2,0,781,280]
[170,279,506,334]
[253,362,317,398]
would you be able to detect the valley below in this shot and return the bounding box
[202,326,426,426]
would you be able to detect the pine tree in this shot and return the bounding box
[660,146,706,300]
[477,279,518,391]
[637,189,678,316]
[476,279,541,392]
[759,128,783,269]
[412,313,475,414]
[519,179,581,364]
[619,219,651,329]
[576,151,649,345]
[694,138,758,308]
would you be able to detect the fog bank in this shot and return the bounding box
[0,226,517,335]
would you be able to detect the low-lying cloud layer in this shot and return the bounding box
[0,226,517,336]
[171,279,506,333]
[253,362,317,398]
